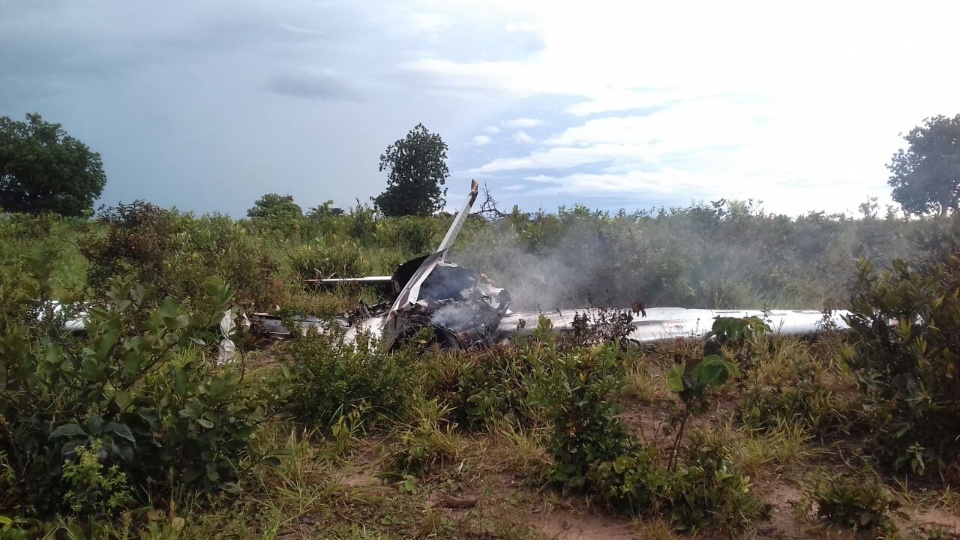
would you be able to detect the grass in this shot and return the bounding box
[5,208,960,538]
[9,325,960,539]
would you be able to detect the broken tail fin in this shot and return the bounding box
[436,179,480,258]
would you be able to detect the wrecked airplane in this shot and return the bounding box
[246,180,852,350]
[53,180,851,350]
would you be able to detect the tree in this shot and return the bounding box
[247,193,303,234]
[373,123,449,217]
[306,200,344,218]
[887,114,960,216]
[0,113,107,217]
[247,193,303,221]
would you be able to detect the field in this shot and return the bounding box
[2,200,960,539]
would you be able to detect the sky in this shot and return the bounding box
[2,0,958,218]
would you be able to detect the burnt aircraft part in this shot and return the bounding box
[497,307,852,344]
[203,181,857,353]
[436,179,479,254]
[380,251,511,351]
[310,276,396,299]
[248,313,326,339]
[388,302,465,350]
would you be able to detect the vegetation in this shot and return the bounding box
[373,123,449,217]
[844,254,960,474]
[888,114,960,216]
[246,193,304,235]
[0,113,106,217]
[2,198,960,538]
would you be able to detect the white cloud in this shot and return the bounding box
[502,117,543,129]
[469,134,492,146]
[5,0,958,218]
[513,130,535,144]
[396,0,959,213]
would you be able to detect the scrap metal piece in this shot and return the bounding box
[436,179,479,255]
[498,307,851,343]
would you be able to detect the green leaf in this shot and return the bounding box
[65,521,86,540]
[696,355,738,386]
[159,297,180,323]
[206,463,220,481]
[104,422,136,442]
[260,456,281,468]
[97,327,120,358]
[667,365,686,392]
[49,423,86,439]
[123,351,143,376]
[197,418,214,429]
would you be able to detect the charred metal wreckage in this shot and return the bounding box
[54,181,851,351]
[243,180,852,351]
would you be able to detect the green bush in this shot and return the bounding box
[844,255,960,473]
[282,328,413,429]
[736,354,842,433]
[592,431,763,532]
[170,213,289,309]
[422,346,537,431]
[80,201,177,298]
[290,239,366,280]
[527,322,636,490]
[378,216,442,255]
[0,256,276,519]
[812,474,900,532]
[515,316,762,531]
[81,202,291,310]
[592,449,671,514]
[666,431,764,532]
[60,440,133,519]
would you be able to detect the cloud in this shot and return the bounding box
[469,135,493,146]
[466,89,907,215]
[473,96,760,174]
[394,58,535,97]
[502,117,543,129]
[3,0,959,220]
[513,130,535,144]
[265,71,364,101]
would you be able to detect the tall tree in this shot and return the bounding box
[374,123,449,217]
[247,193,303,221]
[246,193,304,235]
[887,114,960,216]
[0,113,107,217]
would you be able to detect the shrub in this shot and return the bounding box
[81,203,291,310]
[170,213,289,309]
[289,239,366,280]
[527,321,636,490]
[0,255,276,519]
[60,440,133,519]
[811,474,900,533]
[381,399,459,480]
[666,431,764,532]
[282,328,413,429]
[378,216,441,255]
[80,201,177,298]
[592,431,763,532]
[736,353,843,433]
[844,255,960,473]
[422,346,537,431]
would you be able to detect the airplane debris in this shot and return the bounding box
[52,180,855,356]
[241,181,853,350]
